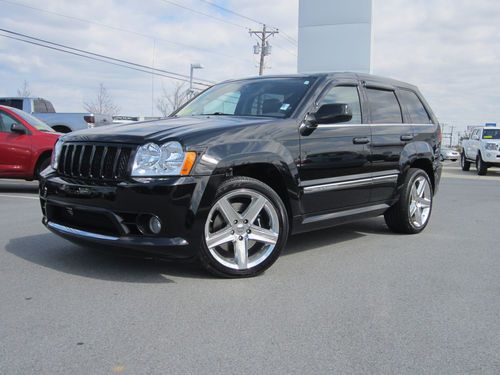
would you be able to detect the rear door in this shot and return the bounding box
[0,111,32,177]
[362,83,409,203]
[299,80,372,213]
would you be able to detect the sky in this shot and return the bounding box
[1,0,499,135]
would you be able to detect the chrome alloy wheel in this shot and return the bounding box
[204,189,280,270]
[408,176,432,228]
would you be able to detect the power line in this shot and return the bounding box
[197,0,263,26]
[0,32,212,88]
[198,0,298,47]
[0,28,214,85]
[159,0,248,29]
[0,0,252,65]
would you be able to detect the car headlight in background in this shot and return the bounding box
[485,143,498,151]
[51,138,64,169]
[131,142,196,177]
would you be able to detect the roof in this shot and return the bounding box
[217,72,418,90]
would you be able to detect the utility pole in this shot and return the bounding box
[249,24,278,75]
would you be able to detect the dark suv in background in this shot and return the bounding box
[39,73,441,277]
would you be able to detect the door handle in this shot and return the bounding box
[353,137,370,145]
[401,135,414,142]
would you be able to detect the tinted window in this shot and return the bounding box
[319,85,361,124]
[44,100,56,113]
[0,99,23,110]
[0,112,23,133]
[398,90,432,124]
[175,77,317,118]
[366,88,402,124]
[34,99,48,113]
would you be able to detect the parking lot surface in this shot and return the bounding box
[0,164,499,374]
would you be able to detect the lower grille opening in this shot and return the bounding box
[47,204,120,236]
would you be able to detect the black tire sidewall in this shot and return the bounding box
[199,177,289,278]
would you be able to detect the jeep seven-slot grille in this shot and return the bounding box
[57,143,134,181]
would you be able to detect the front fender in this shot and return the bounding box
[192,140,302,218]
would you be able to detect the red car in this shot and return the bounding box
[0,105,60,180]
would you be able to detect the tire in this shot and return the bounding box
[36,156,51,179]
[384,168,433,234]
[199,177,289,278]
[461,152,471,171]
[476,154,487,176]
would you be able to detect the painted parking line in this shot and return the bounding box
[0,194,38,200]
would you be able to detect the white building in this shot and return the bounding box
[298,0,373,73]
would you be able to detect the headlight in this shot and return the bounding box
[485,143,498,150]
[51,138,64,169]
[131,142,196,177]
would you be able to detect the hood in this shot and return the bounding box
[62,116,273,144]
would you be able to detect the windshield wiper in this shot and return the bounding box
[199,112,233,116]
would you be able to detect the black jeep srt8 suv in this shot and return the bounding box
[39,73,442,277]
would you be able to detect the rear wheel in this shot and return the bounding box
[200,177,289,278]
[476,153,488,175]
[461,152,471,171]
[384,168,433,234]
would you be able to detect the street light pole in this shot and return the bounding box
[189,63,204,99]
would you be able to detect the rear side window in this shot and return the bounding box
[398,90,432,124]
[0,99,23,110]
[366,88,402,124]
[43,100,56,113]
[34,99,48,113]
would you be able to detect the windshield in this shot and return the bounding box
[7,107,55,132]
[175,77,317,119]
[482,129,500,139]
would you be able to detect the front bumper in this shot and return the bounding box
[39,171,222,259]
[481,150,500,164]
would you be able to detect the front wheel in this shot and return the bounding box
[461,152,471,171]
[199,177,289,278]
[384,168,433,234]
[476,154,488,175]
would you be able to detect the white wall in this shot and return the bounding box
[298,0,373,73]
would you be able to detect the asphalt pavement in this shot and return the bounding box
[0,163,499,374]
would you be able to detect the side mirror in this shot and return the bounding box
[11,123,27,135]
[300,103,353,136]
[315,103,352,124]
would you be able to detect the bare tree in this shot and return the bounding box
[156,82,188,117]
[17,80,32,97]
[84,83,120,115]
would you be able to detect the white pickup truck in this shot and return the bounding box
[461,125,500,175]
[0,97,112,133]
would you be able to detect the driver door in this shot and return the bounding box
[298,81,372,214]
[0,111,32,177]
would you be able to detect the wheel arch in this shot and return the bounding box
[33,150,52,178]
[51,124,72,133]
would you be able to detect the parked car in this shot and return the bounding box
[0,97,112,133]
[440,147,460,161]
[39,73,441,277]
[0,105,60,180]
[461,126,500,175]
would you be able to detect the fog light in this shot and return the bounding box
[149,216,162,234]
[486,153,491,158]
